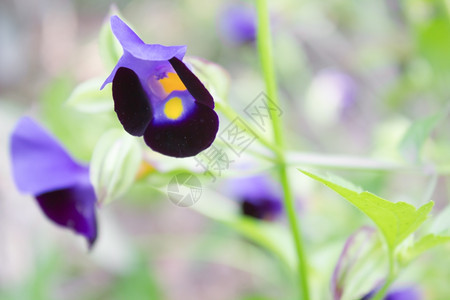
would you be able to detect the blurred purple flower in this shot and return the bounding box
[10,117,97,247]
[360,286,422,300]
[227,175,283,221]
[219,4,257,45]
[102,16,218,158]
[305,69,357,126]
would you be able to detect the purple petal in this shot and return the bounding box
[10,117,88,195]
[169,57,215,109]
[144,101,219,157]
[219,4,257,45]
[112,67,152,136]
[101,16,186,91]
[226,175,283,220]
[228,175,281,201]
[241,197,282,220]
[385,287,422,300]
[361,286,422,300]
[36,181,97,247]
[110,15,186,62]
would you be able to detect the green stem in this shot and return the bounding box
[255,0,310,299]
[372,250,396,300]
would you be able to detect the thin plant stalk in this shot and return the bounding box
[255,0,310,298]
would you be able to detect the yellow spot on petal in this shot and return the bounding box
[159,72,186,94]
[164,97,184,120]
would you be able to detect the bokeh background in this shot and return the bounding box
[1,0,450,299]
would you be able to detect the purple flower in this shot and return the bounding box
[101,16,219,158]
[219,4,257,45]
[361,286,422,300]
[10,117,97,247]
[227,175,283,220]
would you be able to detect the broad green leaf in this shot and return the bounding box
[99,8,122,70]
[90,129,142,204]
[413,9,450,76]
[407,0,450,91]
[185,57,230,103]
[398,112,444,163]
[300,170,434,251]
[192,188,296,271]
[66,78,113,113]
[399,234,450,265]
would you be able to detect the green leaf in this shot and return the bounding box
[412,4,450,77]
[66,78,113,113]
[185,57,230,103]
[300,170,434,251]
[399,234,450,265]
[99,8,123,70]
[90,129,142,204]
[398,112,444,163]
[407,0,450,92]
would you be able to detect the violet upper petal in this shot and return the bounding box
[10,117,88,195]
[112,67,153,136]
[110,15,186,62]
[36,181,97,247]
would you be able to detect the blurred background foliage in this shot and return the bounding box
[1,0,450,299]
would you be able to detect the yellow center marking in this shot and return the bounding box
[159,72,186,94]
[164,97,184,120]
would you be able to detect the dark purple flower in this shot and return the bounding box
[101,16,219,158]
[219,4,257,45]
[10,117,97,247]
[361,286,422,300]
[227,175,283,221]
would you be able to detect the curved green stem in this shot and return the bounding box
[372,250,396,300]
[255,0,310,298]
